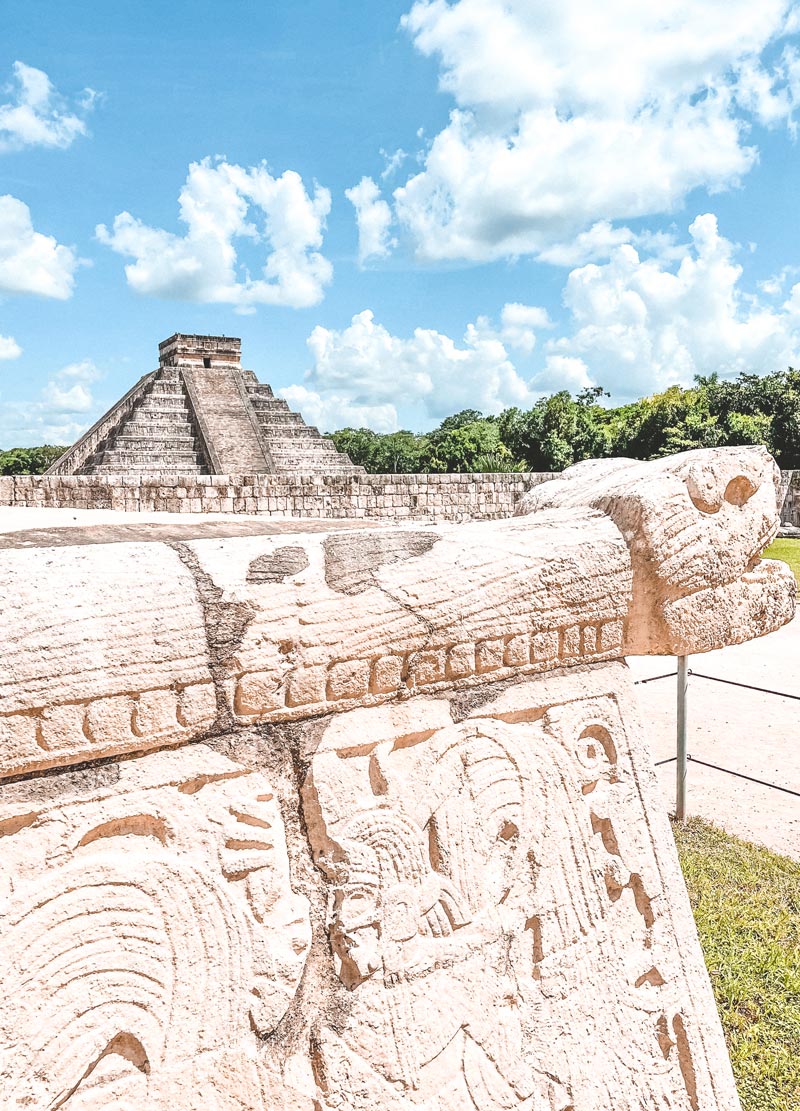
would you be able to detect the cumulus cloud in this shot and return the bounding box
[0,359,103,446]
[393,0,800,261]
[0,334,22,360]
[0,195,79,298]
[280,385,399,434]
[97,157,333,310]
[499,302,552,353]
[345,176,396,264]
[280,307,544,431]
[0,61,95,152]
[543,213,800,397]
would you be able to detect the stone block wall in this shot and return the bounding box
[0,471,555,520]
[779,469,798,526]
[3,467,798,524]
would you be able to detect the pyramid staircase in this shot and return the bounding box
[49,334,363,477]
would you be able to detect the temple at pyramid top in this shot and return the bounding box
[47,333,363,477]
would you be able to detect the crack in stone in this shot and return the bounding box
[169,541,256,732]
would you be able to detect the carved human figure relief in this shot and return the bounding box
[0,745,310,1109]
[303,666,733,1111]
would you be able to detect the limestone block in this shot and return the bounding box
[0,745,310,1108]
[0,713,39,763]
[134,687,180,736]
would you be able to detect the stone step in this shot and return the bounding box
[272,463,364,476]
[113,436,199,451]
[248,396,290,412]
[154,367,182,383]
[137,397,191,412]
[254,409,306,424]
[242,373,273,395]
[94,449,204,467]
[257,422,323,439]
[121,419,196,436]
[268,439,339,457]
[270,456,356,472]
[92,464,209,475]
[147,383,186,398]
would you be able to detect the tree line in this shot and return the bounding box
[0,445,67,475]
[331,370,800,473]
[5,368,800,475]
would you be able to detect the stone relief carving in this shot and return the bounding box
[0,745,310,1108]
[302,670,731,1110]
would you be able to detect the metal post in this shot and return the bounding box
[676,655,689,821]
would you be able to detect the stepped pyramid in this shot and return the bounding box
[48,334,363,477]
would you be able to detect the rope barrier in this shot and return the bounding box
[688,669,800,702]
[634,664,800,701]
[636,667,800,799]
[685,755,800,799]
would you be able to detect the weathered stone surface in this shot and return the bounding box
[0,447,790,1109]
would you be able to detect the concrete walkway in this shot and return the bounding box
[629,616,800,861]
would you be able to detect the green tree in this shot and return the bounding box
[423,418,507,472]
[329,428,382,471]
[0,445,67,474]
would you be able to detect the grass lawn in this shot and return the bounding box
[764,538,800,587]
[674,818,800,1110]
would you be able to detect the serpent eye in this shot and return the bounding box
[724,474,758,507]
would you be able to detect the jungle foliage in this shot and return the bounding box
[0,445,67,475]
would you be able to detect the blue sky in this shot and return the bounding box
[3,0,800,445]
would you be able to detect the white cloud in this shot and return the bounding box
[281,307,540,430]
[280,385,399,434]
[0,195,79,298]
[282,213,800,430]
[0,335,22,360]
[0,360,103,446]
[345,176,396,263]
[380,148,408,180]
[393,0,800,261]
[534,355,594,394]
[499,302,552,353]
[545,213,800,397]
[538,222,639,267]
[0,61,95,152]
[97,157,333,310]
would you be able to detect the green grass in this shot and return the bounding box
[764,538,800,588]
[674,818,800,1110]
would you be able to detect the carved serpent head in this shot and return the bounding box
[517,446,795,655]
